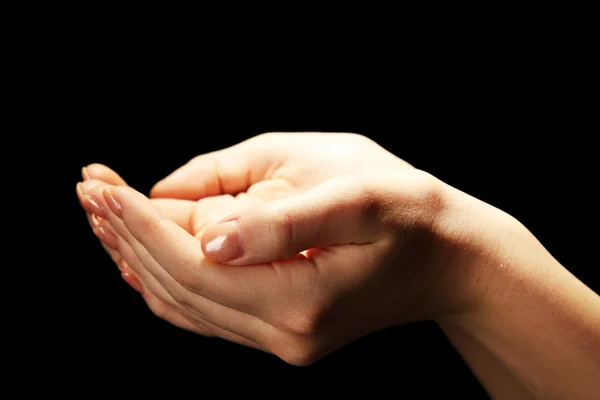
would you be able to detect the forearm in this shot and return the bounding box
[439,321,537,399]
[455,257,599,399]
[439,193,600,399]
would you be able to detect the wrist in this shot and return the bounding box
[432,189,600,398]
[431,181,595,332]
[428,182,556,324]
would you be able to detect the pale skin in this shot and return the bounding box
[76,132,600,399]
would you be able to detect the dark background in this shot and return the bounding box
[19,15,596,396]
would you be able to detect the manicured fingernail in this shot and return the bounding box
[82,166,90,180]
[122,270,144,294]
[82,195,108,218]
[93,223,118,250]
[103,188,122,218]
[91,213,103,226]
[117,258,128,273]
[201,220,242,262]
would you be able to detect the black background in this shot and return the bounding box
[20,16,597,397]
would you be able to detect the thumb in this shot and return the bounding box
[200,177,381,265]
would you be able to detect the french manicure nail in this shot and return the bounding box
[201,220,243,262]
[103,188,122,218]
[82,166,90,180]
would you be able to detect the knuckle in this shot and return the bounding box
[262,204,296,256]
[273,336,322,367]
[409,170,447,212]
[276,208,295,255]
[276,303,326,337]
[347,179,381,220]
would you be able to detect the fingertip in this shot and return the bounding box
[149,181,168,198]
[149,165,211,200]
[85,163,128,186]
[81,166,90,180]
[121,269,144,294]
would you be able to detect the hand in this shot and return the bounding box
[76,133,502,364]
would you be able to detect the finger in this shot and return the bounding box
[77,180,120,257]
[85,184,192,309]
[82,181,185,306]
[82,165,197,233]
[84,163,196,228]
[83,163,128,185]
[143,291,268,352]
[113,224,269,350]
[101,185,273,310]
[88,198,195,238]
[90,213,121,259]
[80,179,240,337]
[150,136,273,200]
[119,261,145,294]
[84,183,272,344]
[200,175,383,265]
[109,222,264,350]
[89,191,197,313]
[103,215,263,351]
[142,290,211,335]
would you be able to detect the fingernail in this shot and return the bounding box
[122,270,144,294]
[81,195,108,218]
[103,188,122,218]
[82,166,90,180]
[93,224,118,250]
[201,220,242,262]
[117,258,128,273]
[91,213,103,226]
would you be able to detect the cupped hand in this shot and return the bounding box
[77,133,479,365]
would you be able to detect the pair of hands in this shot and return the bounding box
[76,132,496,365]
